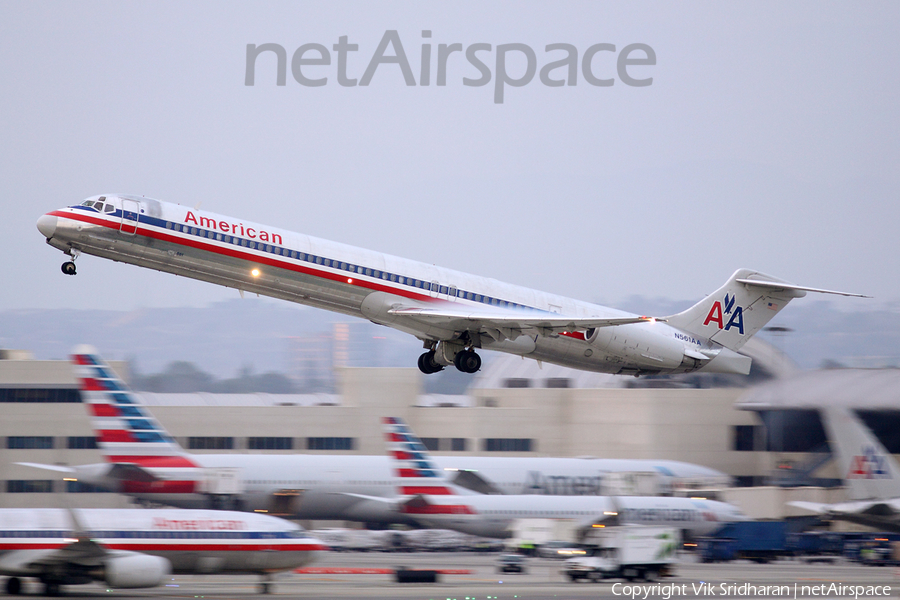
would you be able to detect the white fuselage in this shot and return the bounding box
[401,494,745,539]
[38,195,721,376]
[77,454,729,523]
[0,508,325,577]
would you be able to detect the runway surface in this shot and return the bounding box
[8,552,900,598]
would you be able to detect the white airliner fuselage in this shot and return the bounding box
[0,508,325,596]
[379,417,745,539]
[37,195,861,376]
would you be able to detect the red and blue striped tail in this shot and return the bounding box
[71,345,197,470]
[382,417,455,496]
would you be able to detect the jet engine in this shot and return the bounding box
[103,553,171,588]
[584,323,684,371]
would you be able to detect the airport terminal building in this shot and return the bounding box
[1,344,892,523]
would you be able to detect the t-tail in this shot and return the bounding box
[71,345,200,486]
[665,269,868,353]
[820,406,900,501]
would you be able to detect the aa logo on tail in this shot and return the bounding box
[703,294,744,335]
[847,446,891,479]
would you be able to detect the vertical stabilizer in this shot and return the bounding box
[381,417,457,496]
[71,345,196,470]
[664,269,806,352]
[821,406,900,501]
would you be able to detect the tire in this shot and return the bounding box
[454,350,481,373]
[6,578,22,595]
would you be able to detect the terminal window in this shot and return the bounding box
[188,437,234,450]
[733,425,757,452]
[247,437,293,450]
[67,436,98,449]
[420,438,440,451]
[0,388,81,403]
[66,481,110,493]
[7,436,54,449]
[6,480,54,493]
[483,438,533,452]
[307,437,354,451]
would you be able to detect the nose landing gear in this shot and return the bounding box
[60,249,79,276]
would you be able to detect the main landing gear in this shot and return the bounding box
[417,350,443,374]
[417,344,482,375]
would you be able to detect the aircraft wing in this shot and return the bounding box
[15,462,75,474]
[387,304,658,339]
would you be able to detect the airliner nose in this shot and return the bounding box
[37,214,57,239]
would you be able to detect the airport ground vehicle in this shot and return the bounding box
[497,554,527,573]
[698,521,789,563]
[563,526,677,582]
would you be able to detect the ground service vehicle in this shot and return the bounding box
[563,526,678,582]
[698,521,789,563]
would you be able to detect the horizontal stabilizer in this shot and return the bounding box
[15,462,75,474]
[734,279,870,298]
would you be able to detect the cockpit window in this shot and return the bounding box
[104,204,115,214]
[82,200,95,208]
[94,203,105,212]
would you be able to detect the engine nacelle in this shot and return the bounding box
[104,553,171,588]
[584,323,684,370]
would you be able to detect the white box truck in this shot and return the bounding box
[563,526,678,582]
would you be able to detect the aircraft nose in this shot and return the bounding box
[37,214,57,239]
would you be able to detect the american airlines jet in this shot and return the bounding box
[36,195,864,376]
[0,508,325,596]
[22,347,730,524]
[371,417,746,539]
[791,407,900,532]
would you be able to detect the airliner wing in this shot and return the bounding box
[388,305,658,338]
[15,462,75,474]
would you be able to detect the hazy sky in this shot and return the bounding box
[3,1,897,314]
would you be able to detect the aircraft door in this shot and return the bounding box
[120,198,139,235]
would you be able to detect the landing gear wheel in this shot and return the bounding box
[6,577,22,595]
[61,261,76,275]
[454,349,482,373]
[417,351,443,374]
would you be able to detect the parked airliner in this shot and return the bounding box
[21,347,730,525]
[0,508,325,596]
[36,195,865,376]
[372,417,746,539]
[791,407,900,532]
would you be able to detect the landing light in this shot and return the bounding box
[347,278,353,284]
[603,511,618,516]
[63,478,77,482]
[251,268,260,277]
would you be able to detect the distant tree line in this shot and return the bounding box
[130,361,298,394]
